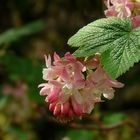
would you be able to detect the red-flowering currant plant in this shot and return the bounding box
[39,0,140,121]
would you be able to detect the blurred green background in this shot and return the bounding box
[0,0,140,140]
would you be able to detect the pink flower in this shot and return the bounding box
[39,52,87,120]
[132,15,140,28]
[38,52,124,121]
[86,65,124,100]
[105,0,134,18]
[2,81,28,98]
[104,0,140,28]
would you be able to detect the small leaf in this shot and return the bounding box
[64,130,94,140]
[103,112,127,125]
[0,20,46,46]
[0,97,8,110]
[68,17,140,78]
[8,126,28,139]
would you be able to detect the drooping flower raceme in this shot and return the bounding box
[38,52,124,121]
[104,0,140,28]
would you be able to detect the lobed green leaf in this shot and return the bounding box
[68,17,140,79]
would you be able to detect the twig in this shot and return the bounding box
[69,121,140,133]
[33,106,140,133]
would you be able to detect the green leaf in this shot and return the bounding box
[64,129,94,140]
[8,126,28,139]
[0,54,43,103]
[0,96,8,110]
[101,34,140,79]
[103,112,127,126]
[68,17,140,79]
[68,17,131,56]
[0,20,46,46]
[101,27,140,79]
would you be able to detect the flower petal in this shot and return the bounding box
[44,55,51,68]
[54,52,60,62]
[61,102,70,115]
[71,97,83,116]
[73,90,83,104]
[47,87,61,103]
[103,92,114,100]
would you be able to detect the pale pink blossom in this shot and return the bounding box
[132,15,140,28]
[39,52,123,121]
[2,81,28,97]
[86,66,124,100]
[104,0,140,28]
[105,0,134,18]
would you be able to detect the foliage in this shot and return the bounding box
[68,17,140,79]
[0,0,139,140]
[0,20,46,46]
[103,112,127,125]
[0,54,43,103]
[63,129,94,140]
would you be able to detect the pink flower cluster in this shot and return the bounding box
[104,0,140,28]
[38,52,123,121]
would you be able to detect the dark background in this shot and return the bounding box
[0,0,140,140]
